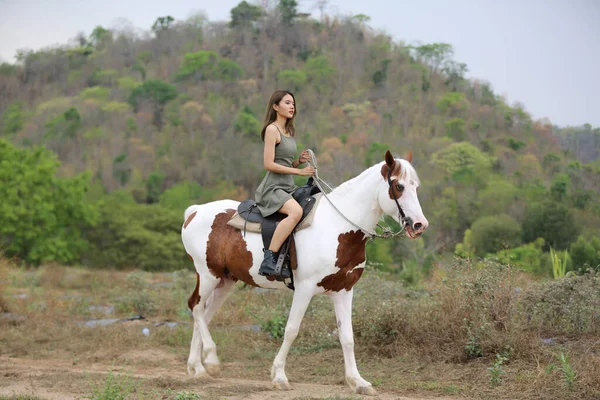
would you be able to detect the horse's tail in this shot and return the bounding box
[184,205,198,222]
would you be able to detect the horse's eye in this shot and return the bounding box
[396,184,404,191]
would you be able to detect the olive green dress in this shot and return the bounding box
[255,128,298,217]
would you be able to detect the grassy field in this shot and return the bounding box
[0,257,599,400]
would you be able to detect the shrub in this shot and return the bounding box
[519,271,600,334]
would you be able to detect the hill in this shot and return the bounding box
[0,2,598,272]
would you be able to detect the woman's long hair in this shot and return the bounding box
[260,90,296,141]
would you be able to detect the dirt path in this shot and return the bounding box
[0,356,457,400]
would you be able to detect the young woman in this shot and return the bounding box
[255,90,316,280]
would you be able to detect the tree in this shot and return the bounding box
[152,16,175,34]
[277,69,307,92]
[410,43,454,74]
[89,26,113,49]
[0,140,97,265]
[569,235,600,272]
[176,51,219,81]
[230,1,263,28]
[233,105,261,139]
[128,80,178,129]
[467,214,522,257]
[432,142,494,184]
[1,102,25,136]
[522,201,579,250]
[278,0,298,25]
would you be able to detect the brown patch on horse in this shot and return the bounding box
[381,151,404,200]
[206,210,258,287]
[184,211,197,229]
[317,231,367,292]
[188,272,201,311]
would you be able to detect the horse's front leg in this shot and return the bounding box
[271,283,314,390]
[331,289,376,395]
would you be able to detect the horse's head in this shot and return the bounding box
[378,150,429,238]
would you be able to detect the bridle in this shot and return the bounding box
[386,167,409,229]
[305,149,408,241]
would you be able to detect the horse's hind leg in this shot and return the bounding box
[187,271,220,378]
[199,278,236,376]
[204,278,236,325]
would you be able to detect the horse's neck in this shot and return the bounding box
[324,164,383,233]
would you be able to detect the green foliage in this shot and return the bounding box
[176,50,218,81]
[145,170,166,204]
[88,369,137,400]
[507,137,526,151]
[159,181,203,211]
[152,16,175,33]
[569,235,600,272]
[477,179,519,217]
[277,69,307,92]
[365,142,390,167]
[444,117,466,141]
[554,352,577,391]
[436,92,467,114]
[112,153,131,186]
[80,86,110,102]
[89,26,112,49]
[117,76,139,91]
[1,102,25,136]
[83,191,187,271]
[493,238,545,274]
[278,0,298,25]
[372,59,391,87]
[410,42,454,72]
[488,353,508,386]
[432,142,494,183]
[0,140,97,265]
[44,107,81,139]
[230,1,263,28]
[0,62,17,76]
[522,201,578,250]
[128,80,177,110]
[550,173,570,201]
[233,105,261,139]
[467,214,522,257]
[303,55,335,88]
[176,51,243,82]
[89,69,118,86]
[550,247,569,279]
[366,239,394,269]
[217,58,244,81]
[100,101,129,114]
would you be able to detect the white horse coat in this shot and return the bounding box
[181,151,428,394]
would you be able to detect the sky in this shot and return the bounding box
[0,0,598,127]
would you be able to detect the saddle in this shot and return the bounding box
[227,178,322,287]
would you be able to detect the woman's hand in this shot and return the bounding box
[298,150,310,164]
[296,166,316,176]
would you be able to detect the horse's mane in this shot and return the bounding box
[329,158,419,197]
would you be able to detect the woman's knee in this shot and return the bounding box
[289,203,303,222]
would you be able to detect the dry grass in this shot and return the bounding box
[1,258,599,399]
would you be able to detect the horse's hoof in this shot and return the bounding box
[273,380,292,390]
[188,364,210,379]
[205,363,221,378]
[356,386,377,396]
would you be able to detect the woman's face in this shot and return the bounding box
[274,94,295,119]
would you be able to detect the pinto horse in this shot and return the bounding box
[181,150,428,395]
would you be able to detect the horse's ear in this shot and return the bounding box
[406,150,413,163]
[385,150,395,168]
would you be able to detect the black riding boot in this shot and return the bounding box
[258,250,291,280]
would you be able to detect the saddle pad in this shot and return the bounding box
[227,193,323,234]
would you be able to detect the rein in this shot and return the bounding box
[305,149,406,241]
